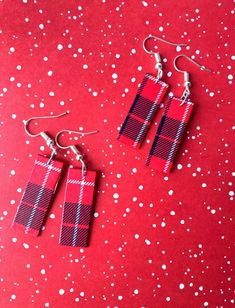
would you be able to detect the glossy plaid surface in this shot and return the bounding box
[146,97,194,173]
[12,155,64,236]
[118,73,168,148]
[60,168,97,247]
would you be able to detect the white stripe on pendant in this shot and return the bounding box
[68,179,94,186]
[35,160,61,172]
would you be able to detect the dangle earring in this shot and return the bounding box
[55,129,98,247]
[146,55,211,173]
[12,112,68,235]
[117,35,187,148]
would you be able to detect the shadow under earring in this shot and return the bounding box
[12,112,68,235]
[55,129,98,247]
[117,35,187,148]
[146,55,211,173]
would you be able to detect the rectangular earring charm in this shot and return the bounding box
[60,168,97,247]
[118,73,169,148]
[12,155,64,235]
[146,97,194,173]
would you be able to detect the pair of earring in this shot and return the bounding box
[118,35,211,173]
[12,111,98,247]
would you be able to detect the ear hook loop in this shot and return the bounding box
[143,35,188,80]
[24,111,69,164]
[55,129,99,177]
[174,54,211,105]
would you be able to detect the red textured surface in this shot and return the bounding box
[0,1,234,307]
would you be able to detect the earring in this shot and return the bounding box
[146,55,211,173]
[117,35,187,148]
[55,129,98,247]
[12,112,68,235]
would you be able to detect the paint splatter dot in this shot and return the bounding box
[59,289,65,295]
[57,44,63,50]
[41,269,46,275]
[113,193,119,199]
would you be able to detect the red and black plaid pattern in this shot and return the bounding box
[12,155,64,236]
[60,168,97,247]
[146,97,194,173]
[118,73,169,148]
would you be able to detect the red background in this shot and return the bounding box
[0,0,234,307]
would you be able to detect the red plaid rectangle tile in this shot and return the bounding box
[60,168,97,247]
[146,97,194,173]
[12,155,64,236]
[118,73,169,148]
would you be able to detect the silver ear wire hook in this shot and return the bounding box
[143,35,188,80]
[55,129,99,177]
[23,111,69,164]
[174,54,211,104]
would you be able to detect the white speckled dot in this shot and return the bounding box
[113,193,119,199]
[57,44,63,50]
[59,289,65,295]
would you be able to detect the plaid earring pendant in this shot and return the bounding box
[146,55,211,173]
[12,112,68,235]
[12,154,64,235]
[117,73,168,148]
[146,97,193,173]
[117,35,187,149]
[56,129,98,247]
[60,167,97,247]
